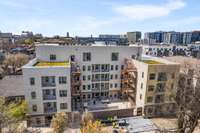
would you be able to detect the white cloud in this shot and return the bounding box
[113,0,185,20]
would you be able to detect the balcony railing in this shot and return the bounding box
[44,107,57,113]
[42,82,56,87]
[43,95,56,100]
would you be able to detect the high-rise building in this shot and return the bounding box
[191,31,200,43]
[144,31,164,43]
[181,32,192,44]
[127,31,141,43]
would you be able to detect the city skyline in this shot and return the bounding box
[0,0,200,36]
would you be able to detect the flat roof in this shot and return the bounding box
[34,61,70,67]
[142,60,163,65]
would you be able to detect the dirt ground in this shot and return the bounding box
[151,118,200,133]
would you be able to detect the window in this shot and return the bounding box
[149,73,156,80]
[141,83,143,89]
[156,83,166,92]
[59,77,67,84]
[110,84,113,88]
[115,74,118,79]
[88,66,91,71]
[60,103,68,109]
[87,85,91,90]
[142,72,144,78]
[82,65,86,71]
[41,76,56,87]
[140,94,142,100]
[155,94,164,103]
[83,85,86,90]
[50,54,56,60]
[148,85,155,91]
[115,65,118,70]
[131,55,136,59]
[115,83,118,88]
[82,75,86,81]
[92,64,100,72]
[171,73,175,79]
[171,83,174,89]
[111,65,114,70]
[121,65,124,70]
[83,52,91,61]
[147,97,153,103]
[110,74,113,80]
[30,77,35,85]
[157,72,167,81]
[101,64,110,72]
[32,105,37,112]
[43,89,56,100]
[59,90,67,97]
[31,92,36,99]
[111,52,119,61]
[87,75,91,80]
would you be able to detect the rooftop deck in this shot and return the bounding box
[34,61,70,67]
[142,60,163,65]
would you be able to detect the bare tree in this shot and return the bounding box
[51,112,68,133]
[2,54,28,74]
[176,68,200,133]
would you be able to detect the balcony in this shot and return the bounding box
[43,102,57,113]
[43,95,56,100]
[41,76,56,87]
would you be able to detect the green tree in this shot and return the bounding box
[51,112,68,133]
[0,97,27,133]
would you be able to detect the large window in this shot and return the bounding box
[101,64,110,72]
[50,54,56,60]
[82,65,86,71]
[92,64,101,72]
[147,96,153,103]
[43,102,57,113]
[41,76,56,87]
[149,73,156,80]
[59,90,67,97]
[156,83,166,92]
[43,89,56,100]
[83,52,91,61]
[155,95,164,103]
[30,77,35,85]
[60,103,68,109]
[101,73,109,81]
[111,53,119,61]
[157,72,167,81]
[32,105,37,112]
[31,92,36,99]
[148,85,155,92]
[59,77,67,84]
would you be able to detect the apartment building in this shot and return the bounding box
[132,56,180,117]
[142,45,190,57]
[22,43,142,126]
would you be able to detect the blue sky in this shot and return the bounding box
[0,0,200,37]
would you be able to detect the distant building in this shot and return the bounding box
[99,34,126,39]
[191,31,200,43]
[142,45,190,57]
[181,32,192,44]
[127,31,141,43]
[145,31,165,43]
